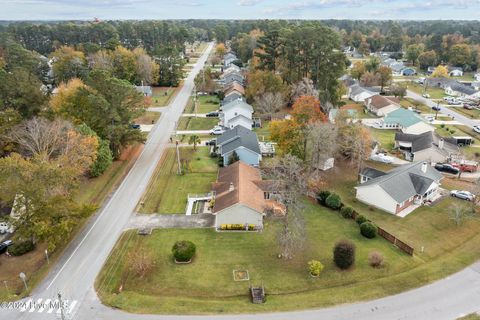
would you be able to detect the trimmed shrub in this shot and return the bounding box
[356,215,367,225]
[316,190,331,205]
[8,240,35,256]
[360,222,378,239]
[368,251,384,268]
[172,240,196,262]
[340,206,353,219]
[308,260,324,277]
[325,193,342,210]
[333,240,356,270]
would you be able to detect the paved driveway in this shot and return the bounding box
[126,213,215,230]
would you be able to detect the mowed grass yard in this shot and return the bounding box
[138,147,217,214]
[134,111,161,125]
[369,128,396,151]
[152,86,179,107]
[326,161,480,262]
[177,116,218,131]
[407,82,446,99]
[96,201,418,314]
[183,94,220,114]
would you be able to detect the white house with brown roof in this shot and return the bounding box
[364,95,401,116]
[212,161,280,230]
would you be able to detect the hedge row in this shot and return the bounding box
[220,224,256,231]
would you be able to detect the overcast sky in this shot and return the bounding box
[1,0,480,20]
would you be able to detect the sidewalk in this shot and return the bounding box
[126,213,215,230]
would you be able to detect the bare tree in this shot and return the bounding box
[337,123,372,173]
[263,154,307,259]
[9,117,72,160]
[135,51,159,85]
[254,92,285,116]
[88,50,113,72]
[8,117,97,173]
[307,122,338,172]
[449,202,475,226]
[290,77,319,103]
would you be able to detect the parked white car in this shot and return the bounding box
[450,190,475,201]
[370,153,394,164]
[210,127,225,135]
[473,125,480,134]
[0,221,13,234]
[425,115,435,122]
[422,93,430,98]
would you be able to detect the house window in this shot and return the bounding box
[264,192,270,200]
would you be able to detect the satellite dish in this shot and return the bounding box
[19,272,26,280]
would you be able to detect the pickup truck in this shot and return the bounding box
[451,160,478,173]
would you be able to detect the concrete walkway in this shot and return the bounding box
[126,213,215,230]
[176,130,212,135]
[182,113,209,118]
[148,106,169,112]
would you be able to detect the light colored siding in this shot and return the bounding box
[413,148,447,163]
[215,203,264,228]
[355,184,398,214]
[223,147,261,166]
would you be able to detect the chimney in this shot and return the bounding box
[421,162,428,173]
[438,138,444,150]
[229,182,234,192]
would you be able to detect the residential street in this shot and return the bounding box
[3,45,480,320]
[407,90,480,128]
[1,42,214,320]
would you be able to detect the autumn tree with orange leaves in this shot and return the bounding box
[270,96,326,160]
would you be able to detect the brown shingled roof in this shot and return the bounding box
[212,161,266,214]
[223,82,245,96]
[367,95,400,111]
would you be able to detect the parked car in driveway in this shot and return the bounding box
[206,111,219,117]
[473,125,480,134]
[130,124,141,129]
[0,240,13,254]
[450,190,475,201]
[434,163,460,174]
[210,127,225,135]
[422,93,430,98]
[370,153,394,164]
[425,115,435,122]
[432,105,441,111]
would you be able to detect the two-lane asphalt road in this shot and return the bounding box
[407,90,480,128]
[1,42,214,320]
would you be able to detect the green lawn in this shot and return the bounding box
[197,95,220,113]
[369,128,396,151]
[97,200,419,314]
[138,147,218,214]
[407,82,446,99]
[446,106,480,119]
[326,162,480,261]
[152,87,178,107]
[399,98,431,114]
[458,314,480,320]
[134,111,161,125]
[177,117,218,130]
[254,121,271,141]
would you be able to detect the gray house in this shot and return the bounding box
[217,126,261,166]
[135,85,153,97]
[222,72,244,86]
[356,162,443,216]
[222,91,243,105]
[395,131,459,162]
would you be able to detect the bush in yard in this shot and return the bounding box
[368,251,384,268]
[356,214,367,225]
[172,240,196,262]
[333,240,356,270]
[8,240,36,256]
[340,206,353,219]
[316,190,331,205]
[325,193,342,210]
[360,222,378,239]
[308,260,324,277]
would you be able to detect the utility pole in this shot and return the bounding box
[176,140,182,175]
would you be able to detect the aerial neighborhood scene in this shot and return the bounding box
[2,1,480,320]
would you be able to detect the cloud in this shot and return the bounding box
[237,0,263,6]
